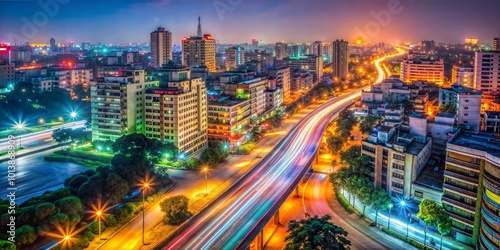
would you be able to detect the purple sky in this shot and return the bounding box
[1,0,499,45]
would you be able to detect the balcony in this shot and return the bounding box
[443,183,477,199]
[446,157,480,170]
[444,170,478,184]
[442,196,476,213]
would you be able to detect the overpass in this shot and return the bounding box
[154,48,406,250]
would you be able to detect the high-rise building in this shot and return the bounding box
[50,38,56,52]
[473,51,500,95]
[333,39,348,79]
[312,41,322,57]
[401,57,444,85]
[90,70,158,142]
[267,66,291,101]
[493,38,500,51]
[442,131,500,248]
[207,98,251,146]
[439,84,482,132]
[421,40,435,53]
[182,18,216,72]
[251,39,258,50]
[0,44,10,65]
[150,27,173,68]
[144,65,207,156]
[275,42,288,60]
[223,78,267,119]
[225,46,245,71]
[0,63,15,89]
[452,65,474,87]
[285,55,323,82]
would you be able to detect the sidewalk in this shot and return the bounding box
[340,190,472,250]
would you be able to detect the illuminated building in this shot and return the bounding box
[90,70,158,142]
[473,50,500,95]
[332,39,348,79]
[44,67,93,91]
[150,27,172,68]
[401,58,444,85]
[182,17,216,72]
[223,77,267,120]
[285,54,323,82]
[50,38,56,52]
[207,98,251,146]
[0,63,15,89]
[225,46,245,71]
[251,38,258,50]
[275,42,288,60]
[442,131,500,248]
[465,38,478,45]
[493,38,500,51]
[290,71,313,93]
[10,45,32,63]
[0,44,10,64]
[312,41,323,58]
[452,65,474,87]
[421,40,435,53]
[439,84,482,132]
[144,65,207,156]
[267,66,291,101]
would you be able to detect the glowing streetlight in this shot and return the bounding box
[64,235,70,241]
[141,182,150,245]
[70,111,78,119]
[202,166,209,195]
[14,122,26,148]
[388,202,393,230]
[400,201,411,237]
[96,210,103,240]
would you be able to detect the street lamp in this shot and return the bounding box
[14,122,26,148]
[96,210,103,240]
[142,182,150,245]
[388,202,393,230]
[70,111,78,119]
[202,166,209,195]
[400,201,411,237]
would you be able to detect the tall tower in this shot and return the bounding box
[493,38,500,51]
[50,38,56,51]
[150,27,173,68]
[332,39,348,79]
[197,16,202,37]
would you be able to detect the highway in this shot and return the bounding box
[161,48,407,249]
[163,89,362,249]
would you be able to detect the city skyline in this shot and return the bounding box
[1,0,500,45]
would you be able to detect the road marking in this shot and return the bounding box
[135,230,142,237]
[302,172,314,214]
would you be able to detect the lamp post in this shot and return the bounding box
[70,111,77,119]
[400,200,411,237]
[142,182,149,245]
[388,202,393,230]
[14,122,26,148]
[96,210,103,240]
[203,167,208,194]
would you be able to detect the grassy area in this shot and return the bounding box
[335,188,355,214]
[44,149,113,169]
[381,227,434,250]
[0,148,22,156]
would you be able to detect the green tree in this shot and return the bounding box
[284,214,350,250]
[437,216,453,250]
[0,240,16,250]
[339,146,361,166]
[159,195,192,225]
[417,199,443,246]
[370,188,392,225]
[53,128,73,144]
[15,225,37,248]
[35,202,57,221]
[359,115,378,135]
[54,196,84,216]
[327,134,344,153]
[439,104,456,114]
[49,213,70,228]
[356,180,374,215]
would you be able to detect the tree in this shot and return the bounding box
[284,214,350,250]
[54,196,84,216]
[439,104,456,114]
[0,240,16,250]
[327,134,344,153]
[15,225,37,248]
[417,199,443,246]
[370,188,392,225]
[339,146,361,166]
[437,216,452,250]
[53,128,73,144]
[359,115,378,135]
[159,195,192,225]
[35,202,57,221]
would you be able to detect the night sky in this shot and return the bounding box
[1,0,499,45]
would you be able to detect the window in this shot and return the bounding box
[415,190,423,198]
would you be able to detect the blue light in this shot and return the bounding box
[179,153,185,159]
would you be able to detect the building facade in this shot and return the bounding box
[473,51,500,95]
[275,42,288,60]
[267,66,291,101]
[452,65,474,87]
[442,131,500,248]
[333,39,348,79]
[182,34,216,72]
[91,70,157,142]
[285,55,323,82]
[150,27,173,68]
[207,98,251,146]
[439,84,482,132]
[0,63,15,89]
[401,58,444,85]
[224,77,267,120]
[225,46,245,71]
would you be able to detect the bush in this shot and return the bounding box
[82,229,95,241]
[238,141,257,155]
[381,227,434,250]
[160,195,192,225]
[90,221,106,234]
[104,214,117,227]
[335,189,355,214]
[15,225,37,248]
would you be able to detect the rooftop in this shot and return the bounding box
[415,155,445,190]
[449,131,500,158]
[208,98,248,107]
[443,84,482,94]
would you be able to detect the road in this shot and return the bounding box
[303,173,415,250]
[95,103,323,250]
[162,90,361,249]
